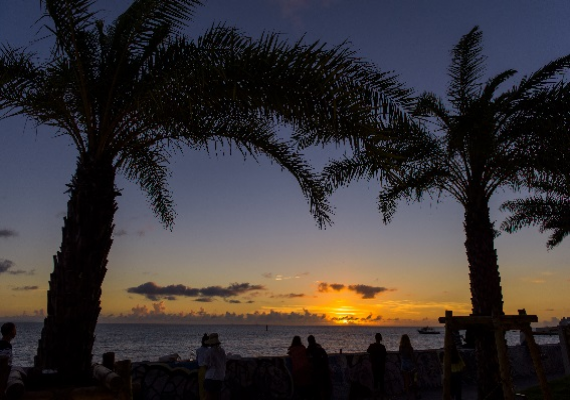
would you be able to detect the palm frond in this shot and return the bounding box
[110,0,202,57]
[447,26,486,111]
[501,195,570,249]
[120,142,176,228]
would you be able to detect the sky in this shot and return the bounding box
[0,0,569,326]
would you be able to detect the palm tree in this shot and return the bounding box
[0,0,411,381]
[323,26,570,399]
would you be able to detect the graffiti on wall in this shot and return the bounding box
[131,344,564,400]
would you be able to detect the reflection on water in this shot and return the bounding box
[11,322,560,366]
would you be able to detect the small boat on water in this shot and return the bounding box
[418,326,440,334]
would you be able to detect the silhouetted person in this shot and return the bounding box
[306,335,332,400]
[399,334,419,400]
[0,322,16,368]
[203,333,226,400]
[367,333,387,399]
[288,336,311,399]
[196,333,209,400]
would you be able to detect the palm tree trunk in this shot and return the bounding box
[464,193,507,400]
[35,155,117,383]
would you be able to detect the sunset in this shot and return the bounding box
[1,1,569,331]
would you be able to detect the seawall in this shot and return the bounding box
[132,344,564,399]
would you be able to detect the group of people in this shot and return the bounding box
[195,332,226,400]
[288,333,464,400]
[287,335,332,399]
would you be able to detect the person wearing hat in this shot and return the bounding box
[203,333,226,400]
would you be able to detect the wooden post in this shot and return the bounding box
[493,314,514,400]
[442,311,452,400]
[114,360,132,400]
[558,325,570,375]
[521,324,552,400]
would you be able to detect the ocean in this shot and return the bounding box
[11,322,560,367]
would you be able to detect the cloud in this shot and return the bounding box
[226,299,241,304]
[262,273,273,279]
[317,282,392,299]
[0,259,15,273]
[271,293,305,299]
[12,286,39,291]
[131,302,166,317]
[101,305,332,325]
[127,282,200,300]
[348,284,391,299]
[0,229,18,239]
[114,229,128,237]
[317,282,346,292]
[0,259,31,275]
[195,297,214,303]
[127,282,266,301]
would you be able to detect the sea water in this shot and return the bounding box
[11,322,560,367]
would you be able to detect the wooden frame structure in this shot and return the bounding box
[438,310,552,400]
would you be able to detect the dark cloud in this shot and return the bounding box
[0,259,15,273]
[127,282,200,301]
[127,281,267,301]
[13,286,39,291]
[317,282,392,299]
[0,259,29,275]
[0,229,18,239]
[114,229,128,237]
[226,299,241,304]
[317,282,345,293]
[271,293,305,298]
[200,283,265,298]
[195,297,214,303]
[317,282,329,292]
[262,273,273,279]
[348,284,390,299]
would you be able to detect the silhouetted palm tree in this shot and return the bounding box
[0,0,411,380]
[323,26,570,399]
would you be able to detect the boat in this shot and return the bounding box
[418,326,440,334]
[532,327,558,336]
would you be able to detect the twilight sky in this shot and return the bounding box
[0,0,569,326]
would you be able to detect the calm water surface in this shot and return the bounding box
[11,322,560,367]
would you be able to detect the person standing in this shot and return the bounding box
[367,333,387,399]
[196,333,209,400]
[203,333,226,400]
[398,334,419,400]
[0,322,16,368]
[306,335,332,400]
[288,336,311,399]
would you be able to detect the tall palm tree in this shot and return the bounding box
[0,0,411,380]
[323,26,570,399]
